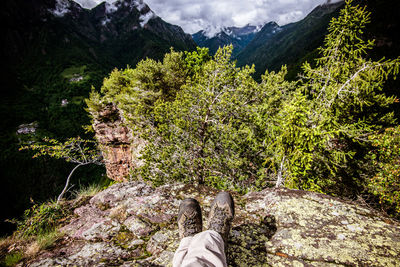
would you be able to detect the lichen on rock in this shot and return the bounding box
[27,182,400,266]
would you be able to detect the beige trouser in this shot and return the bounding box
[172,230,227,267]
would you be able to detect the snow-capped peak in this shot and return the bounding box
[98,0,156,27]
[202,24,265,39]
[223,28,233,36]
[139,10,156,27]
[126,0,157,27]
[71,0,150,12]
[203,25,225,39]
[105,1,118,13]
[101,1,118,25]
[254,25,263,33]
[132,0,146,11]
[117,0,147,12]
[51,0,72,17]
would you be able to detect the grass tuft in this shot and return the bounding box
[72,183,103,199]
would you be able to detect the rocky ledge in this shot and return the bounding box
[28,182,400,266]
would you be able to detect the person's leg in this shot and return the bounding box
[180,230,226,267]
[173,192,234,267]
[207,192,235,245]
[173,198,203,267]
[173,236,193,267]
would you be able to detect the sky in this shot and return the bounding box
[73,0,341,34]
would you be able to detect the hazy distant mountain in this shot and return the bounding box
[191,2,344,78]
[192,24,269,56]
[236,1,344,79]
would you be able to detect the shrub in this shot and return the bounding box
[368,126,400,215]
[13,201,66,238]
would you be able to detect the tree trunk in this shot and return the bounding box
[275,156,286,188]
[57,163,85,203]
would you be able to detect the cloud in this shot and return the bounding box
[75,0,100,8]
[73,0,342,33]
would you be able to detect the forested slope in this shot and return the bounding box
[0,0,195,235]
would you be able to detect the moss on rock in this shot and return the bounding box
[24,182,399,266]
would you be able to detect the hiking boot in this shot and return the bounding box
[177,198,202,239]
[207,191,235,243]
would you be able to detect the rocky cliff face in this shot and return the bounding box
[27,181,400,266]
[92,104,145,181]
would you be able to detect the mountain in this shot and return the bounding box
[86,0,195,64]
[236,1,344,79]
[0,0,195,236]
[190,2,344,78]
[192,24,267,56]
[235,0,400,81]
[2,0,195,74]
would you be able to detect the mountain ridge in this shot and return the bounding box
[235,1,344,79]
[191,1,344,79]
[192,24,267,57]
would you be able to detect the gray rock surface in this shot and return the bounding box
[28,182,400,266]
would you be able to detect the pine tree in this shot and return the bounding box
[273,0,400,194]
[138,46,262,190]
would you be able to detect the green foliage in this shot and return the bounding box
[72,178,116,199]
[20,137,103,203]
[87,45,294,191]
[61,65,88,82]
[368,127,400,214]
[139,45,271,190]
[12,201,66,238]
[250,68,297,187]
[86,48,211,132]
[20,137,102,164]
[86,1,400,216]
[2,252,24,267]
[184,47,212,76]
[268,0,400,194]
[35,230,64,250]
